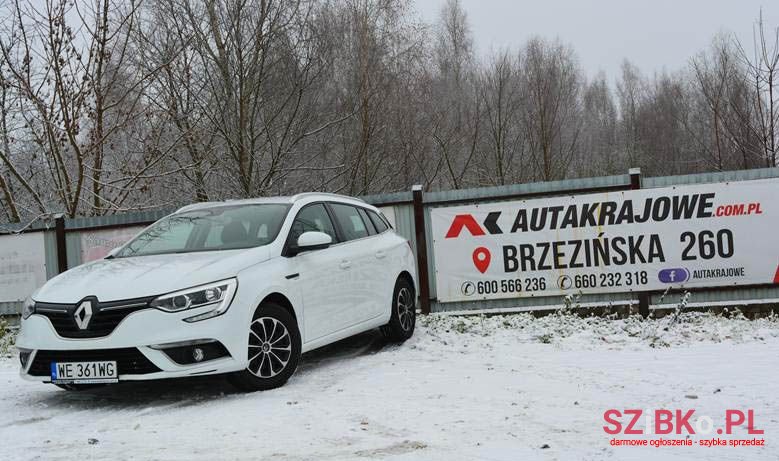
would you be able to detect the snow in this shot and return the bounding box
[1,311,778,460]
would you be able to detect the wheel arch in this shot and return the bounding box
[398,270,416,294]
[259,292,297,322]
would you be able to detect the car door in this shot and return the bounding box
[285,203,350,343]
[326,202,380,326]
[363,207,398,317]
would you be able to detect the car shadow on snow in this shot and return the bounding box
[28,329,390,409]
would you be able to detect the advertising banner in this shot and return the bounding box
[431,178,779,302]
[0,232,47,302]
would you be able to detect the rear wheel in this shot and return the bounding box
[381,277,416,342]
[228,303,301,392]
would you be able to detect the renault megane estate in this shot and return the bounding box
[16,193,417,391]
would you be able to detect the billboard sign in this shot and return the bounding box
[431,179,779,302]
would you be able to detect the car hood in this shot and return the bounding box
[35,248,271,304]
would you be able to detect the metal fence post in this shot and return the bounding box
[411,185,431,315]
[54,214,68,274]
[629,168,651,318]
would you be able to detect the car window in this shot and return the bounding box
[357,208,377,235]
[115,204,289,257]
[367,210,389,233]
[288,203,337,245]
[204,221,270,249]
[329,203,370,241]
[122,216,196,255]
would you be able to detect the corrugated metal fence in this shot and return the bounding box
[2,167,779,316]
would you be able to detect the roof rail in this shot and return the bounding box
[290,192,366,203]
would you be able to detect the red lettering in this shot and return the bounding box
[603,409,622,434]
[676,409,695,434]
[655,409,673,434]
[725,410,745,434]
[624,409,643,434]
[747,409,764,435]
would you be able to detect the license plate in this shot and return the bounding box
[50,361,118,384]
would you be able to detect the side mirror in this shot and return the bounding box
[293,231,332,255]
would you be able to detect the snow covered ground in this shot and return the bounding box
[1,310,778,460]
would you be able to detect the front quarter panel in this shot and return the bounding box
[233,256,304,361]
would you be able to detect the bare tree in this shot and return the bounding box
[577,72,618,176]
[520,37,582,181]
[616,60,645,169]
[0,0,163,217]
[736,10,779,167]
[428,0,480,189]
[689,35,763,170]
[476,51,524,185]
[0,2,776,226]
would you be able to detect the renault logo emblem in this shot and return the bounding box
[74,300,93,330]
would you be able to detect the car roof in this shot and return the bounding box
[175,193,369,214]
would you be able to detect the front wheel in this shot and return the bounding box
[228,303,301,392]
[381,277,416,342]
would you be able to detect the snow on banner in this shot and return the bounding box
[430,178,779,302]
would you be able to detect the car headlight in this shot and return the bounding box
[150,278,238,322]
[22,295,36,320]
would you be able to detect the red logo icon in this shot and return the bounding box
[445,214,486,238]
[472,247,491,273]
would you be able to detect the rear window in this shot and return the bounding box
[329,203,370,241]
[357,208,377,235]
[367,210,389,233]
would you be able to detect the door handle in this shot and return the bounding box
[374,251,386,259]
[339,260,352,269]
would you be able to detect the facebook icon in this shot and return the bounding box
[658,268,690,284]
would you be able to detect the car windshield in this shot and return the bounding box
[114,203,290,258]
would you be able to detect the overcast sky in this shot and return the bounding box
[414,0,779,80]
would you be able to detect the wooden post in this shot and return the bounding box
[54,214,68,274]
[412,185,431,315]
[629,168,651,318]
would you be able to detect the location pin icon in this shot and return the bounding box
[472,247,491,274]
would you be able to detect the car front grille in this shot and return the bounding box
[28,348,162,377]
[35,296,155,338]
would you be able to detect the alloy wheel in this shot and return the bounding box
[397,287,414,332]
[248,317,292,378]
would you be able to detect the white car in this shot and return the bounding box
[16,193,417,391]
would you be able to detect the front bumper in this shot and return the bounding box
[16,303,248,383]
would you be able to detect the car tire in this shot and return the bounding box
[228,302,301,392]
[380,277,416,342]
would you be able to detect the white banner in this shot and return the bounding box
[0,232,47,302]
[431,178,779,302]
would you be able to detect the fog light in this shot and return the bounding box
[192,348,205,362]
